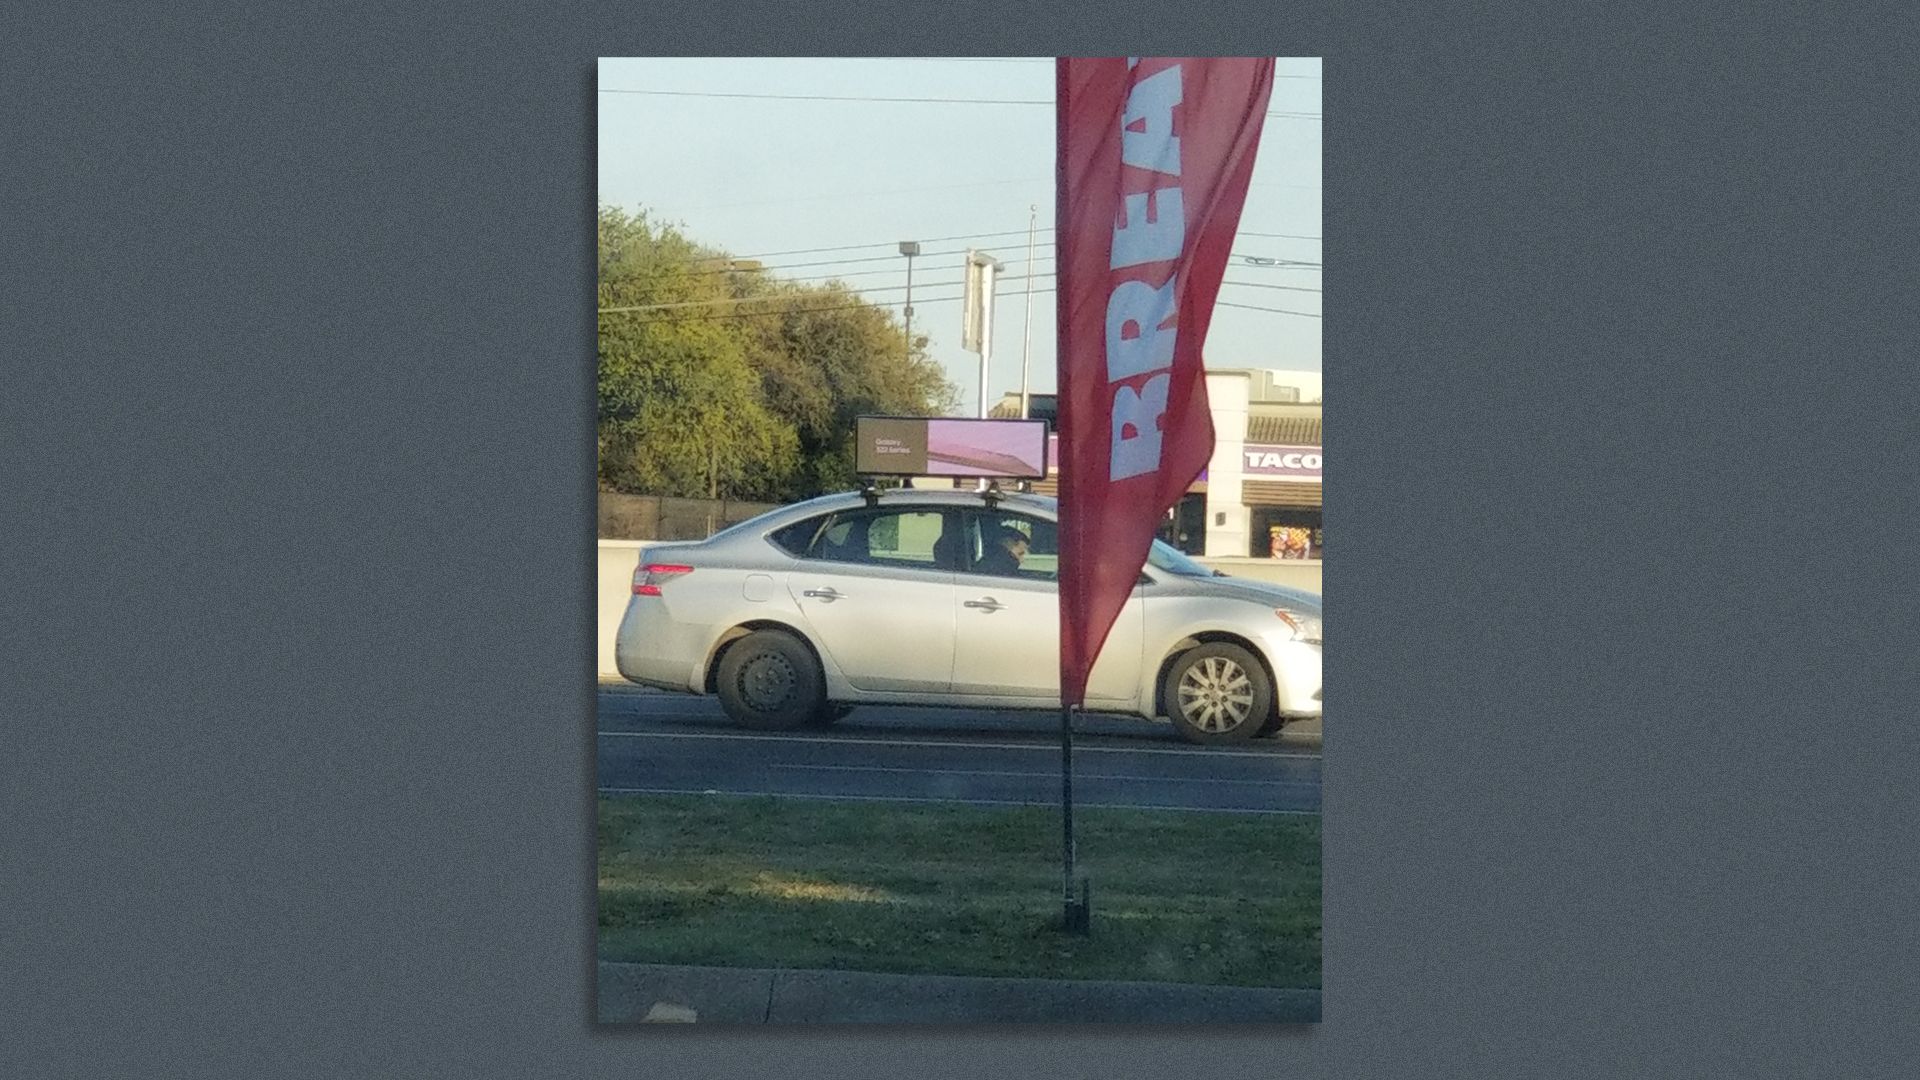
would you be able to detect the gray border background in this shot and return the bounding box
[7,5,1920,1078]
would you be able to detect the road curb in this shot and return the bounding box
[597,961,1319,1025]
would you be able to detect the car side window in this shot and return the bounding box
[769,516,829,557]
[959,511,1058,582]
[787,509,948,571]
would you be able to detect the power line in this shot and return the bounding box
[680,261,1038,287]
[601,277,987,314]
[740,245,1031,273]
[731,249,974,273]
[609,260,1322,303]
[614,263,1317,303]
[600,87,1319,119]
[1216,300,1320,317]
[689,246,992,275]
[635,227,1055,265]
[661,258,1319,292]
[600,88,1052,105]
[870,59,1322,79]
[603,292,983,322]
[635,229,1320,268]
[1220,280,1321,294]
[651,242,1315,277]
[1233,254,1322,267]
[683,258,1060,289]
[675,243,1021,274]
[683,177,1051,211]
[604,286,1323,323]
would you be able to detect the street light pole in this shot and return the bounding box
[898,240,920,365]
[1019,204,1037,418]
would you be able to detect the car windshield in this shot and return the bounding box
[1146,539,1215,578]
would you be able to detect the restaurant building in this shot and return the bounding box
[988,368,1322,561]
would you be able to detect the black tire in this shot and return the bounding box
[1164,642,1272,745]
[1256,713,1288,738]
[714,630,823,731]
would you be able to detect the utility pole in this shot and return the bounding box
[1019,205,1037,418]
[898,241,920,365]
[962,250,1000,418]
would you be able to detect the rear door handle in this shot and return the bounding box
[802,587,844,602]
[963,597,1004,612]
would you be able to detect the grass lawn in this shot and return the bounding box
[598,793,1320,988]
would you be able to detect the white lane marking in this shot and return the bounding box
[595,729,1320,761]
[597,786,1320,816]
[769,763,1318,787]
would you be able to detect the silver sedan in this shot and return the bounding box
[614,488,1322,744]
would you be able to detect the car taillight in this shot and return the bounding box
[633,564,694,596]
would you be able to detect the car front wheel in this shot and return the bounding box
[715,629,823,731]
[1165,643,1271,745]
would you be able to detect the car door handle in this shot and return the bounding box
[802,587,844,602]
[963,597,1004,612]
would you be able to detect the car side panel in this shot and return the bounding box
[785,563,957,693]
[949,579,1143,706]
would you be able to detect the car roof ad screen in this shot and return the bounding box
[855,417,1048,479]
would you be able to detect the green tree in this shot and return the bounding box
[597,206,958,502]
[597,209,798,499]
[742,281,960,496]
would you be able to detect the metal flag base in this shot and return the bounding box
[1062,876,1092,935]
[1060,704,1091,935]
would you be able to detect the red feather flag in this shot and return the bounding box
[1055,57,1274,707]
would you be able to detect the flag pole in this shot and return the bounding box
[1062,703,1088,933]
[1055,58,1090,936]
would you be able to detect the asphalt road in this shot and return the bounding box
[597,685,1321,815]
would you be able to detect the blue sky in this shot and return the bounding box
[597,57,1322,415]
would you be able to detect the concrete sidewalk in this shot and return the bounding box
[597,961,1319,1025]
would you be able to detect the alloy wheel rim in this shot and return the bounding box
[1177,657,1255,733]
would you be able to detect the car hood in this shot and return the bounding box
[1168,574,1322,614]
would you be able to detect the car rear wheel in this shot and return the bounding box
[1165,643,1271,745]
[715,629,823,731]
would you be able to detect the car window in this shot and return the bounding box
[769,515,829,557]
[959,510,1058,582]
[786,509,948,571]
[1146,538,1217,578]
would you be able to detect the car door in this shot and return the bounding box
[782,506,957,693]
[948,509,1144,705]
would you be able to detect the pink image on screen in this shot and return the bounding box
[924,420,1046,478]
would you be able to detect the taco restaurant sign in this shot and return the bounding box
[1241,444,1321,480]
[1046,434,1318,482]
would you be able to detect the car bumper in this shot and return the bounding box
[1267,639,1322,717]
[613,598,707,693]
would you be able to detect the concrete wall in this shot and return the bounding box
[594,540,1319,679]
[599,492,779,541]
[1199,557,1322,594]
[598,541,645,679]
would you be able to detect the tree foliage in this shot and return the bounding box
[598,208,957,501]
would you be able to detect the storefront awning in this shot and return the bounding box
[1241,480,1322,508]
[1244,414,1322,445]
[1030,477,1204,499]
